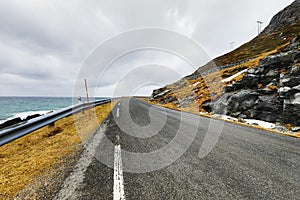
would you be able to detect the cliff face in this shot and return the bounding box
[150,1,300,126]
[207,36,300,126]
[262,0,300,34]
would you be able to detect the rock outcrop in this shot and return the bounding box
[207,36,300,126]
[0,117,23,130]
[262,0,300,35]
[0,114,42,130]
[150,1,300,128]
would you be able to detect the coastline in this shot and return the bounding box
[0,100,118,199]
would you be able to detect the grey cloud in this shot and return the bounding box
[0,0,295,97]
[97,49,196,87]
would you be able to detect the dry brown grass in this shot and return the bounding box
[145,98,300,139]
[207,114,300,139]
[267,85,278,90]
[151,47,280,114]
[148,28,300,138]
[0,101,118,199]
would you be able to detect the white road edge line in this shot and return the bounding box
[113,143,125,200]
[116,108,120,117]
[54,124,107,200]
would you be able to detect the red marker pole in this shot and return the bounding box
[84,78,91,117]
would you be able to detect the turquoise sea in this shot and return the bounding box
[0,96,106,124]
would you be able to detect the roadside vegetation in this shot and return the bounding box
[143,98,300,139]
[0,101,117,199]
[146,26,300,139]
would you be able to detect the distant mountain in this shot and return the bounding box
[262,0,300,34]
[150,1,300,129]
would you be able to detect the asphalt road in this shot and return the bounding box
[55,98,300,199]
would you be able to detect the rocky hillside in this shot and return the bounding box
[150,1,300,126]
[206,36,300,126]
[262,0,300,35]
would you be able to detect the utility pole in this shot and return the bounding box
[230,41,235,50]
[84,78,91,117]
[257,21,263,35]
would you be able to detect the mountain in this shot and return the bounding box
[150,1,300,129]
[262,0,300,35]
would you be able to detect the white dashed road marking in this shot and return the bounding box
[113,135,125,200]
[116,108,120,117]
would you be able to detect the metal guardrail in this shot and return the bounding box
[0,99,112,146]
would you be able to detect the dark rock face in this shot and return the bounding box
[210,36,300,126]
[178,94,196,108]
[262,0,300,35]
[150,87,179,104]
[151,87,168,98]
[0,117,22,129]
[0,114,43,130]
[25,114,41,121]
[213,90,259,117]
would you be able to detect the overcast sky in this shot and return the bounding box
[0,0,295,97]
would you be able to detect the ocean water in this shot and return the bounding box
[0,96,106,124]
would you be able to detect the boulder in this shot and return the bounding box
[240,75,260,88]
[224,85,234,92]
[248,66,264,75]
[201,101,212,112]
[152,87,167,98]
[280,76,300,87]
[275,124,288,132]
[282,94,300,126]
[292,85,300,91]
[153,89,171,99]
[0,117,22,129]
[252,111,278,123]
[159,96,176,104]
[178,95,196,108]
[257,88,277,95]
[264,69,279,78]
[212,90,258,117]
[291,127,300,132]
[278,86,292,96]
[211,35,300,126]
[25,114,41,121]
[290,66,300,76]
[254,94,282,113]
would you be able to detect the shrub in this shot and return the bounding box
[267,85,278,90]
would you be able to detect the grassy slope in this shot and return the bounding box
[148,13,300,137]
[151,23,300,112]
[0,101,118,199]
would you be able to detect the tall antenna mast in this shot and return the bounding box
[257,21,263,35]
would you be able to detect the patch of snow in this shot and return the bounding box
[153,90,171,98]
[221,69,248,83]
[213,114,238,122]
[0,110,52,124]
[244,119,275,129]
[212,114,276,129]
[199,112,208,115]
[189,82,201,87]
[293,85,300,90]
[13,110,52,120]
